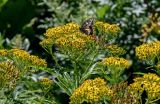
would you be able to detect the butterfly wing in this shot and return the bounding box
[80,18,95,35]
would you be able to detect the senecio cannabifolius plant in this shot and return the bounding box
[0,19,160,104]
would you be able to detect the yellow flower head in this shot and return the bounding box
[70,78,113,104]
[45,22,80,38]
[40,22,80,47]
[128,73,160,100]
[10,48,30,61]
[55,32,94,51]
[40,38,54,46]
[0,61,20,88]
[29,55,47,67]
[128,79,144,95]
[0,49,8,56]
[142,73,160,100]
[106,45,126,56]
[10,49,47,67]
[136,41,160,62]
[99,57,130,69]
[94,21,120,37]
[40,77,53,86]
[143,73,160,81]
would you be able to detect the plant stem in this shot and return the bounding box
[148,98,160,104]
[72,60,78,88]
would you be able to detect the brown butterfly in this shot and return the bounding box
[80,18,95,35]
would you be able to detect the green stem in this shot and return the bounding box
[148,98,160,104]
[108,66,119,84]
[87,49,98,65]
[139,95,143,104]
[86,47,99,72]
[100,68,112,81]
[72,60,78,89]
[79,48,99,84]
[48,47,61,68]
[40,88,50,104]
[145,99,149,104]
[44,46,62,69]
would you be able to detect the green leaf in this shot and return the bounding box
[55,75,72,96]
[157,69,160,75]
[63,72,75,89]
[30,65,57,76]
[80,64,96,84]
[0,33,5,48]
[96,5,110,19]
[133,72,145,75]
[0,0,8,10]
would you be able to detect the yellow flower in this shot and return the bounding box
[94,21,120,37]
[29,55,47,67]
[55,32,92,49]
[45,22,80,38]
[70,78,113,104]
[0,61,20,88]
[99,57,130,69]
[128,73,160,100]
[10,49,47,67]
[144,81,160,100]
[106,45,126,56]
[10,48,31,61]
[136,41,160,62]
[0,49,8,56]
[143,73,160,81]
[39,38,54,46]
[40,77,53,86]
[142,73,160,100]
[128,80,144,95]
[40,22,80,48]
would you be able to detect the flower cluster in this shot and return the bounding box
[111,82,139,104]
[40,22,80,46]
[0,49,47,67]
[98,57,130,84]
[127,79,144,97]
[99,57,130,69]
[70,78,113,104]
[106,45,126,56]
[40,22,96,57]
[128,73,160,101]
[94,21,120,38]
[45,22,80,38]
[135,41,160,64]
[40,77,53,86]
[55,32,94,50]
[0,61,20,88]
[10,49,47,67]
[0,49,8,56]
[40,77,53,92]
